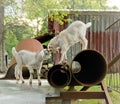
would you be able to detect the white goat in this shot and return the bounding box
[48,20,92,64]
[12,47,50,85]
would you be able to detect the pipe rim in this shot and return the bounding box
[71,50,107,86]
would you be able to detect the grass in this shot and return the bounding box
[60,74,120,104]
[109,90,120,104]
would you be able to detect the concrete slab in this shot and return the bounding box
[0,79,59,104]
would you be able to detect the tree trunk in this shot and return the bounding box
[0,1,6,72]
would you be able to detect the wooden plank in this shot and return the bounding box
[46,82,113,104]
[101,82,113,104]
[108,53,120,69]
[46,91,105,100]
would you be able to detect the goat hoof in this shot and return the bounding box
[16,79,19,82]
[22,81,24,84]
[30,81,32,85]
[16,81,19,84]
[38,82,41,86]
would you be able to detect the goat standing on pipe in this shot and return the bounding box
[12,47,50,86]
[47,20,92,64]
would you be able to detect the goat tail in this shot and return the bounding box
[86,22,92,28]
[12,47,18,58]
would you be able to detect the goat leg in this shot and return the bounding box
[19,68,24,84]
[14,65,20,82]
[37,63,43,86]
[80,38,88,50]
[28,67,34,85]
[37,71,41,86]
[58,51,67,64]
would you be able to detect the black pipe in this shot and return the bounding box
[71,50,107,86]
[47,64,71,88]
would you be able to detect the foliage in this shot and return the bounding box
[22,0,69,34]
[48,10,71,25]
[4,0,119,58]
[5,30,18,58]
[4,16,34,57]
[22,0,119,35]
[5,16,34,40]
[5,0,119,37]
[23,0,64,19]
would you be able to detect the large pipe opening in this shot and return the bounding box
[71,50,107,86]
[47,64,71,88]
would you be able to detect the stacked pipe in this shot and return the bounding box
[47,64,71,88]
[47,50,107,88]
